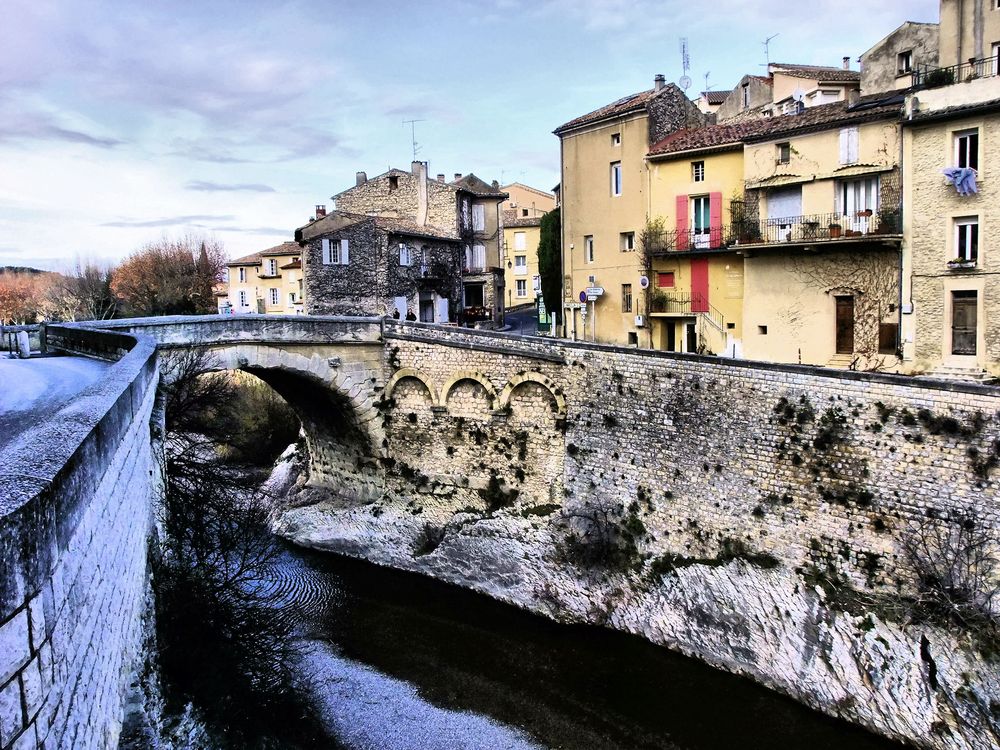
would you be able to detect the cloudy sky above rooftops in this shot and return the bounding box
[0,0,937,269]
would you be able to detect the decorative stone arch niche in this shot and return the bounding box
[498,372,566,420]
[385,367,438,407]
[441,370,498,418]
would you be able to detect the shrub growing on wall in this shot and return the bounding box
[537,207,562,327]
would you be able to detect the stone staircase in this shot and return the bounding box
[924,365,995,383]
[825,354,857,370]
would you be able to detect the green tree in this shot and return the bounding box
[536,207,562,326]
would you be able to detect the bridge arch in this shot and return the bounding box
[498,372,566,417]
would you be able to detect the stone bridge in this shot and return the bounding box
[4,314,1000,749]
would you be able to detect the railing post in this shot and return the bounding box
[39,322,47,354]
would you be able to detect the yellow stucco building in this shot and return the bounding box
[555,76,707,345]
[221,241,304,315]
[500,183,556,312]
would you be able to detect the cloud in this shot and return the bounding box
[211,225,292,236]
[186,180,276,193]
[0,105,123,148]
[101,215,236,228]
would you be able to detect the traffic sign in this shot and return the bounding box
[585,286,605,297]
[579,290,588,303]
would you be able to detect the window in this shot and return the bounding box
[322,238,349,265]
[514,231,526,250]
[776,142,791,164]
[467,244,486,270]
[464,282,485,308]
[388,175,399,191]
[955,129,979,170]
[840,177,879,216]
[265,258,277,276]
[897,50,913,74]
[741,83,749,108]
[514,255,527,274]
[472,204,485,231]
[584,235,594,263]
[522,208,529,217]
[238,267,246,283]
[611,132,621,146]
[288,292,296,306]
[955,217,979,262]
[620,232,635,252]
[657,272,675,288]
[532,275,541,292]
[692,160,705,182]
[993,42,1000,75]
[461,199,470,228]
[610,161,622,196]
[238,290,248,307]
[691,195,710,246]
[516,279,527,297]
[839,127,860,165]
[269,288,279,306]
[621,284,633,313]
[399,243,411,266]
[758,325,768,335]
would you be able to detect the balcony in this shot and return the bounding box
[645,211,901,255]
[648,292,725,330]
[912,57,998,89]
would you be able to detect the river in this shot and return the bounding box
[256,539,903,750]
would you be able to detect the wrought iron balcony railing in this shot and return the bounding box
[911,56,999,89]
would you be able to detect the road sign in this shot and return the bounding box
[585,286,605,297]
[579,290,588,303]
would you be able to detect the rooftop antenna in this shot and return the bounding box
[402,119,425,160]
[678,37,692,92]
[703,71,711,92]
[762,33,779,67]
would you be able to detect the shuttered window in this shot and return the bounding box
[839,127,860,165]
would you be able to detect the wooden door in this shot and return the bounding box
[952,291,978,355]
[685,323,697,353]
[666,323,676,352]
[690,258,709,313]
[835,296,855,354]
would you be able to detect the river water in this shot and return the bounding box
[258,540,903,750]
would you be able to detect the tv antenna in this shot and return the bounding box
[703,71,711,92]
[678,37,692,91]
[402,119,425,160]
[762,33,779,67]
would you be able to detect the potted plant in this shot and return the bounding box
[946,256,976,269]
[828,223,842,239]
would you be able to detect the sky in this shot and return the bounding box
[0,0,939,270]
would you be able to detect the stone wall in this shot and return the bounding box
[303,218,386,316]
[646,83,708,145]
[335,168,459,230]
[0,328,159,750]
[280,321,1000,750]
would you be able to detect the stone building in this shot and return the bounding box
[860,21,940,95]
[297,162,508,325]
[219,241,304,315]
[499,183,556,312]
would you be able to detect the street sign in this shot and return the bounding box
[579,290,588,303]
[585,286,605,297]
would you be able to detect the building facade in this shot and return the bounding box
[500,183,556,311]
[220,241,304,315]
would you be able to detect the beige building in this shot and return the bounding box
[555,75,707,345]
[902,75,1000,377]
[221,241,304,315]
[500,183,556,311]
[695,89,731,116]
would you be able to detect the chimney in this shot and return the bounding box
[412,161,428,226]
[315,204,327,218]
[847,88,860,107]
[654,74,666,92]
[492,180,499,189]
[842,56,850,70]
[437,173,445,182]
[355,171,367,186]
[454,172,462,181]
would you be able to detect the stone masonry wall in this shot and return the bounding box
[279,321,1000,750]
[0,331,159,750]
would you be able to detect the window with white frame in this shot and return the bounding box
[265,258,277,276]
[955,129,979,171]
[238,267,246,283]
[516,279,527,297]
[839,176,879,216]
[620,232,635,251]
[897,50,912,74]
[584,235,594,263]
[472,204,485,231]
[692,160,705,182]
[399,243,412,266]
[322,238,349,265]
[288,292,296,306]
[269,288,279,305]
[472,244,486,270]
[955,217,979,262]
[532,275,541,292]
[238,290,248,307]
[611,132,621,146]
[776,142,790,164]
[741,83,749,108]
[993,42,1000,76]
[514,255,527,274]
[610,161,622,196]
[513,231,526,251]
[839,127,859,165]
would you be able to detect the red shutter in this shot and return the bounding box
[675,195,689,251]
[709,191,723,248]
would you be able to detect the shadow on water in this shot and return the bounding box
[267,540,905,750]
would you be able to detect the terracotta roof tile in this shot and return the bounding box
[450,173,506,197]
[647,120,775,157]
[770,63,861,83]
[554,88,658,133]
[701,90,732,105]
